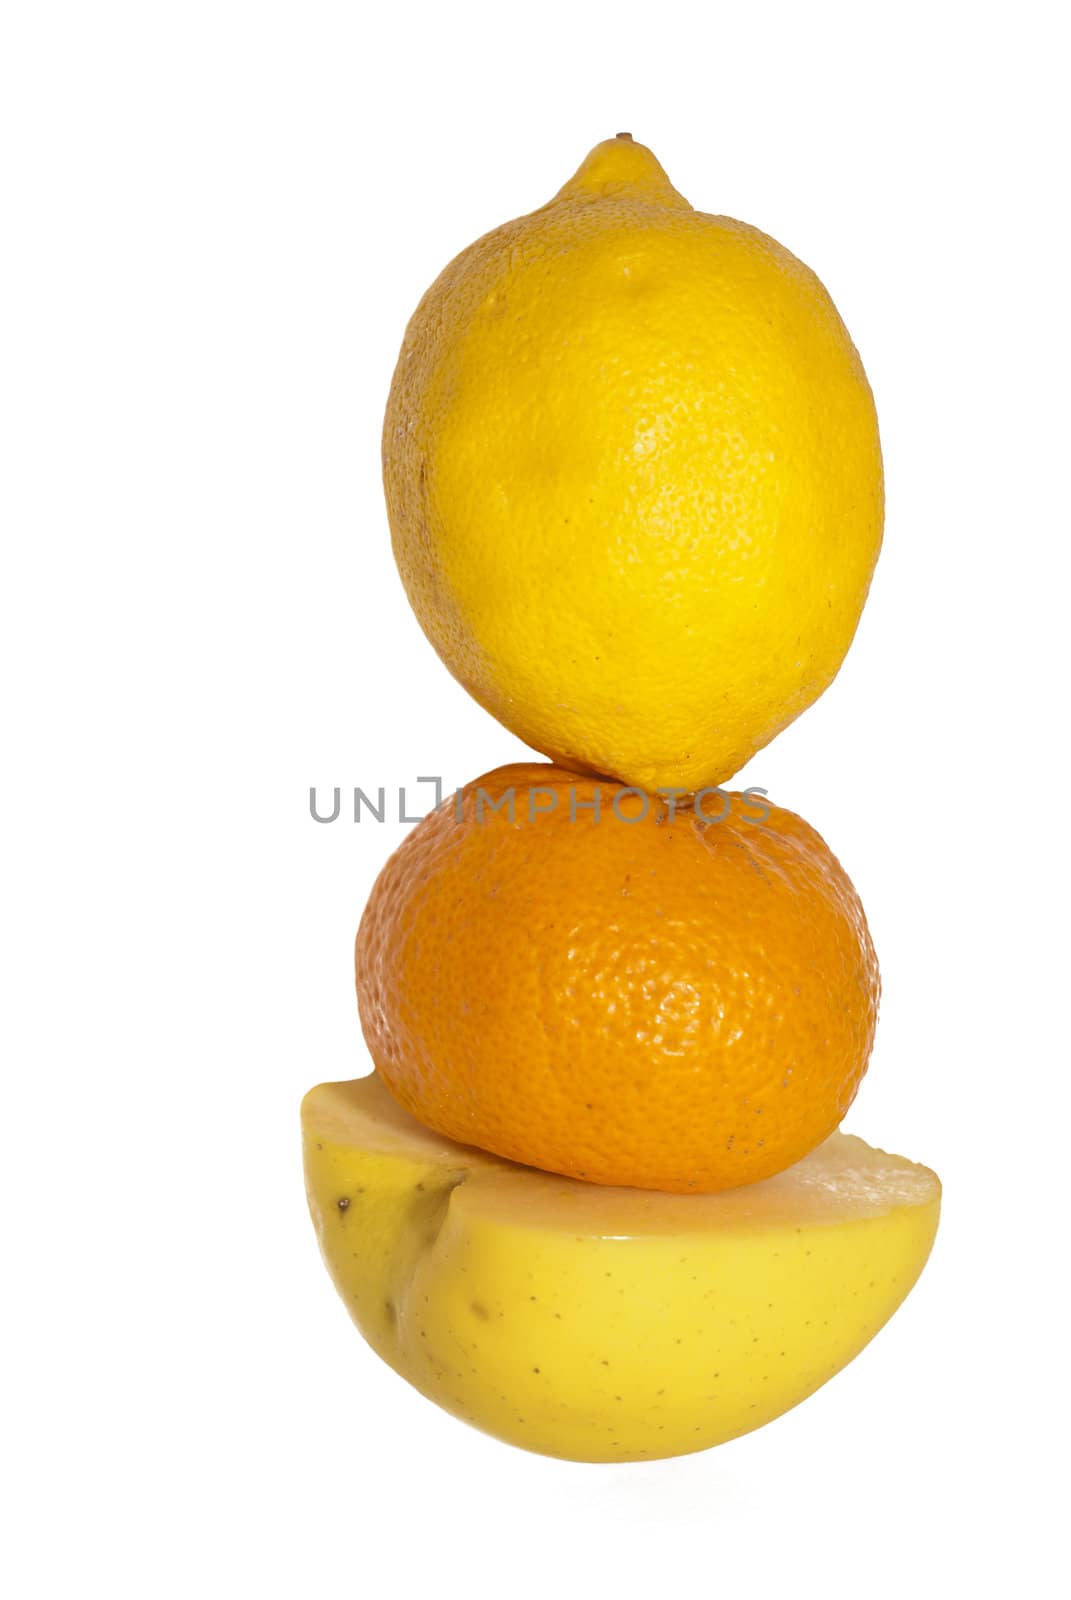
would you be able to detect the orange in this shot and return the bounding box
[355,764,879,1193]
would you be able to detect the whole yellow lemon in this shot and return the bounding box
[383,135,883,792]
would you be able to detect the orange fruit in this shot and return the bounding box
[355,764,879,1193]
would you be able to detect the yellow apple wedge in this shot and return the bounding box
[302,1074,940,1463]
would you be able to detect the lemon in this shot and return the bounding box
[383,135,883,792]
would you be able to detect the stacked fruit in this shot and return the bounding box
[302,136,940,1463]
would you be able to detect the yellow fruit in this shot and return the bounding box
[383,135,883,792]
[303,1074,940,1463]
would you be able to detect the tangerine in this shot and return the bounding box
[356,764,879,1192]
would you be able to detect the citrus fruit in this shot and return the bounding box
[355,764,879,1192]
[383,134,883,793]
[303,1073,939,1461]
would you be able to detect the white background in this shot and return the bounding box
[3,3,1068,1595]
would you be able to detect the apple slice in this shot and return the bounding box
[303,1074,940,1463]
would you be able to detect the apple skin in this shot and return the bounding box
[303,1074,940,1463]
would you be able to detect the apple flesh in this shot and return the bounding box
[303,1074,940,1462]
